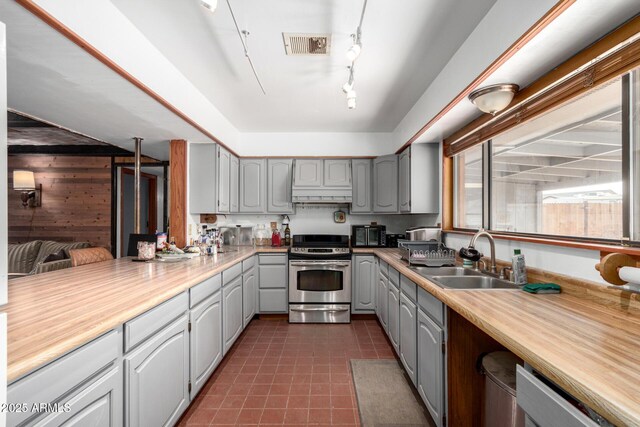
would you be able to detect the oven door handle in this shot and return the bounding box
[289,261,351,267]
[290,307,350,313]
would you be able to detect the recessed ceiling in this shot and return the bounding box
[111,0,498,132]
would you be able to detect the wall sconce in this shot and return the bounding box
[468,83,519,116]
[13,170,41,208]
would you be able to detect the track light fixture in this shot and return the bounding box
[342,0,368,110]
[347,90,357,110]
[342,66,355,94]
[346,35,362,62]
[200,0,218,12]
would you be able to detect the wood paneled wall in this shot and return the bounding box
[169,140,187,248]
[7,155,112,249]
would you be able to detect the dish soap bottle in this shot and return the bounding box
[512,249,528,285]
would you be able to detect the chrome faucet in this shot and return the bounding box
[463,229,498,274]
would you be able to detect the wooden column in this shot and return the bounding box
[169,139,187,248]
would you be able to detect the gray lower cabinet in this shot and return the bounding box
[352,255,375,312]
[124,314,190,427]
[230,154,239,213]
[267,159,294,213]
[399,293,417,386]
[351,159,372,213]
[243,267,257,327]
[388,282,400,354]
[516,366,598,427]
[8,330,121,427]
[222,275,244,354]
[417,308,445,427]
[373,154,398,213]
[190,291,222,399]
[376,270,388,331]
[239,159,267,213]
[258,254,288,313]
[34,366,122,427]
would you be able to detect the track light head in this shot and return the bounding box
[346,43,361,62]
[347,90,357,110]
[201,0,218,12]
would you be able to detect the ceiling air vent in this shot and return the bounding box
[283,33,331,56]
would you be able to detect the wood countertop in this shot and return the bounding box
[2,246,286,383]
[3,246,639,425]
[370,248,640,427]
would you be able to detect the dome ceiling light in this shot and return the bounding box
[468,83,519,116]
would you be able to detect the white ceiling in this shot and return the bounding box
[110,0,497,132]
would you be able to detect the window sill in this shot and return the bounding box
[443,229,640,256]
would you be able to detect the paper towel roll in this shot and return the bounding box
[619,266,640,286]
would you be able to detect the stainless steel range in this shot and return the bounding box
[288,234,351,323]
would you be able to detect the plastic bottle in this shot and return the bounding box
[512,249,528,285]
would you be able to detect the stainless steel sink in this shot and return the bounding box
[430,276,520,290]
[408,266,483,277]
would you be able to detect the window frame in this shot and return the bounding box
[445,18,640,252]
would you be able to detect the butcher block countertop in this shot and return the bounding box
[2,246,287,383]
[365,248,640,427]
[3,246,640,425]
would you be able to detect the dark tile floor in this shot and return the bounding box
[178,318,397,426]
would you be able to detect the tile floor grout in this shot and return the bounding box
[178,319,397,426]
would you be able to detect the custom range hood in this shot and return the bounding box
[291,159,352,203]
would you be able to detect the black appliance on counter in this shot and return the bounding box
[289,235,352,324]
[351,225,386,247]
[385,234,406,248]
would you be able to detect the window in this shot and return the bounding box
[454,144,483,229]
[491,77,623,239]
[452,69,640,244]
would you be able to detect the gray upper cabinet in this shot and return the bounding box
[230,154,239,213]
[399,144,440,214]
[351,159,372,213]
[352,255,375,312]
[324,159,351,187]
[267,159,294,213]
[190,291,222,399]
[417,308,445,427]
[125,314,190,427]
[189,144,217,214]
[189,143,239,214]
[373,154,398,213]
[222,274,244,354]
[217,146,231,213]
[399,149,411,212]
[293,159,323,187]
[239,159,267,213]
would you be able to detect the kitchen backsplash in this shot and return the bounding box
[188,205,439,240]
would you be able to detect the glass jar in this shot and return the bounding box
[255,224,271,246]
[137,241,156,260]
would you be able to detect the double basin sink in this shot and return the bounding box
[408,266,521,290]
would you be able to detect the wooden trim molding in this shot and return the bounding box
[444,14,640,156]
[444,229,640,257]
[15,0,240,158]
[395,0,575,154]
[169,140,187,248]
